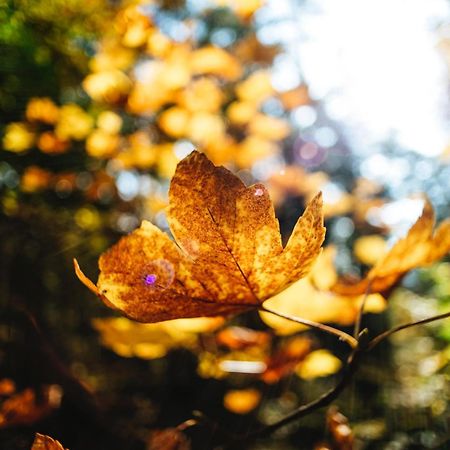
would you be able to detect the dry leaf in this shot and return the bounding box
[76,151,325,323]
[334,199,450,295]
[31,433,67,450]
[326,407,354,450]
[216,326,271,350]
[148,428,190,450]
[0,386,61,428]
[260,247,386,335]
[261,336,313,384]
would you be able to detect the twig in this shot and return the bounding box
[368,310,450,350]
[353,279,373,338]
[259,305,358,349]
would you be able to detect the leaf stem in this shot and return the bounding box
[259,305,358,349]
[368,310,450,350]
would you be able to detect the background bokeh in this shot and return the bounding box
[1,0,449,449]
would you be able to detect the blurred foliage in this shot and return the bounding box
[0,0,449,449]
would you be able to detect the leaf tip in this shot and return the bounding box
[73,258,100,296]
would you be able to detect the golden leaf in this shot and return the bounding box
[334,199,450,295]
[31,433,67,450]
[296,350,342,380]
[26,98,60,124]
[3,123,35,153]
[75,151,325,323]
[93,316,223,359]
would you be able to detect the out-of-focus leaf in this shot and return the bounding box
[216,326,271,350]
[260,247,386,335]
[261,336,313,384]
[31,433,67,450]
[148,428,190,450]
[353,235,388,266]
[223,388,261,414]
[0,386,62,428]
[334,199,450,295]
[326,407,354,450]
[296,350,342,380]
[0,379,16,396]
[93,316,223,359]
[75,151,325,323]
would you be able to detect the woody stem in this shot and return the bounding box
[259,305,358,349]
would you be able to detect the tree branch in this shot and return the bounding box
[368,310,450,350]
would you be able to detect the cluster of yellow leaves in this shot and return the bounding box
[2,99,95,155]
[82,0,294,172]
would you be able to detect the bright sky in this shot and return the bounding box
[266,0,450,157]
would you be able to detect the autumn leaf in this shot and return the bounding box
[326,407,354,450]
[260,247,386,335]
[148,428,190,450]
[93,316,223,359]
[75,151,325,323]
[0,386,61,428]
[31,433,67,450]
[333,199,450,295]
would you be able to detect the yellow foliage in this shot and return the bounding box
[21,167,52,193]
[55,104,94,140]
[93,316,223,360]
[223,389,261,414]
[248,114,290,141]
[26,98,59,124]
[296,350,342,380]
[178,78,224,113]
[236,71,274,104]
[37,132,69,154]
[158,107,190,138]
[97,111,123,134]
[83,70,132,103]
[235,135,278,168]
[3,123,35,153]
[86,129,120,158]
[190,46,242,80]
[226,101,257,125]
[354,235,388,266]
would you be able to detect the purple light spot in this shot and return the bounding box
[254,188,264,197]
[144,274,157,285]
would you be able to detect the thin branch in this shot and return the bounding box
[353,279,373,338]
[260,305,358,349]
[240,348,363,442]
[368,310,450,350]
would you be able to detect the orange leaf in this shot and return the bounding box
[31,433,67,450]
[148,428,190,450]
[333,199,450,295]
[75,151,325,322]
